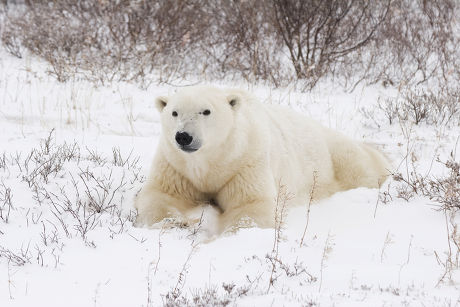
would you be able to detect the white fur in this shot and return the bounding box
[135,86,391,233]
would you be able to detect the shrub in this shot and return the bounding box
[359,0,460,89]
[377,87,460,126]
[267,0,391,89]
[1,0,209,85]
[1,0,458,91]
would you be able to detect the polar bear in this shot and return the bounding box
[135,86,390,232]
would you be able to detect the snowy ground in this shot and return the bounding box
[0,51,459,306]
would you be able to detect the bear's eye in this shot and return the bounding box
[172,111,178,117]
[203,109,211,116]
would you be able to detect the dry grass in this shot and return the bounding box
[0,130,143,265]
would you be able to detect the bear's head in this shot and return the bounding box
[155,86,241,154]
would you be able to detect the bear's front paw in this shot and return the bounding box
[134,209,202,229]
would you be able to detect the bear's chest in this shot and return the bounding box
[181,161,232,194]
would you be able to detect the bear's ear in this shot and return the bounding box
[155,96,168,112]
[227,94,241,110]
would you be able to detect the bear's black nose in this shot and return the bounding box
[175,132,193,146]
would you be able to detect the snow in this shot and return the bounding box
[0,51,459,306]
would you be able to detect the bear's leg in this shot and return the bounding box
[135,185,197,227]
[218,200,275,233]
[328,137,390,189]
[216,165,277,233]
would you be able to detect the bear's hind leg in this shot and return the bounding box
[329,138,390,190]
